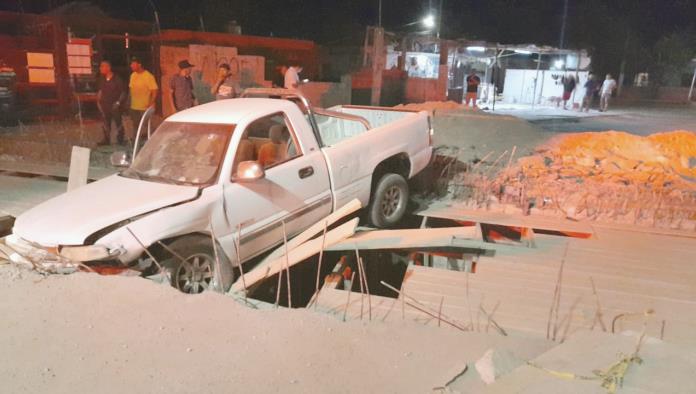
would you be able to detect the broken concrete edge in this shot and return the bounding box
[0,159,116,182]
[475,348,524,385]
[229,217,359,293]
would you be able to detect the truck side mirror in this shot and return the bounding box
[234,161,265,182]
[110,151,131,168]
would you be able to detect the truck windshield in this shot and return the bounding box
[123,121,234,186]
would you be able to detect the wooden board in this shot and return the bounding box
[327,226,483,251]
[418,205,595,237]
[261,198,361,264]
[230,218,359,293]
[67,146,90,192]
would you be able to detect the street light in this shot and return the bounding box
[422,14,436,29]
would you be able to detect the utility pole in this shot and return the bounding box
[378,0,382,27]
[559,0,569,49]
[437,0,444,38]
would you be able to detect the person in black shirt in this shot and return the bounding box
[170,59,196,112]
[581,73,600,112]
[465,70,481,108]
[97,60,127,145]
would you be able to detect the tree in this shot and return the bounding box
[651,32,696,86]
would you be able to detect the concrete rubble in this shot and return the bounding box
[475,348,523,384]
[445,129,696,231]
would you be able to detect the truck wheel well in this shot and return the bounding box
[149,232,213,263]
[372,153,411,190]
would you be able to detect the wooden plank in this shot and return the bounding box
[230,218,359,293]
[261,198,361,264]
[327,226,482,251]
[67,146,90,192]
[418,205,595,236]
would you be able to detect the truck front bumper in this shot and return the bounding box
[4,233,123,273]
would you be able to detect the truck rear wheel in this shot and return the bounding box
[368,173,409,228]
[163,236,234,294]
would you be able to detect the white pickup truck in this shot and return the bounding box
[8,89,432,293]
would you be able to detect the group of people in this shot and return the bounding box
[96,57,157,146]
[169,59,240,113]
[560,73,618,112]
[97,57,306,146]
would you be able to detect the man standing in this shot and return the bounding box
[465,70,481,108]
[561,74,577,109]
[581,73,599,112]
[212,63,239,100]
[96,60,126,145]
[284,63,303,90]
[170,59,196,111]
[599,73,617,112]
[128,57,158,135]
[273,64,288,88]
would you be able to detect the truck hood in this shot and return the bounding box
[13,174,200,246]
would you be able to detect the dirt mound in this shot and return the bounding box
[532,130,696,189]
[394,101,465,114]
[491,130,696,229]
[430,110,550,164]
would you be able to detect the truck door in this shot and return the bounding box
[222,112,332,261]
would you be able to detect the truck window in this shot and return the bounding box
[125,122,234,186]
[232,112,302,176]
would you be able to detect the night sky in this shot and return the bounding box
[4,0,696,77]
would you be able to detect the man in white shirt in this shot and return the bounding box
[600,74,617,112]
[284,64,303,90]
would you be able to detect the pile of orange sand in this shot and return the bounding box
[490,130,696,229]
[394,101,465,114]
[518,130,696,190]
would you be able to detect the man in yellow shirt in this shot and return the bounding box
[128,57,158,138]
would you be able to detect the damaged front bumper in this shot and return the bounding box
[4,233,124,273]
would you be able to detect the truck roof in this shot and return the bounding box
[166,98,300,125]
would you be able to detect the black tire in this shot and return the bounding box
[368,173,409,228]
[162,236,234,294]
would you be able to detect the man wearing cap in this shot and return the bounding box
[170,60,196,111]
[128,57,158,134]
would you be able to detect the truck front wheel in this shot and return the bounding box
[368,173,409,228]
[162,236,234,294]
